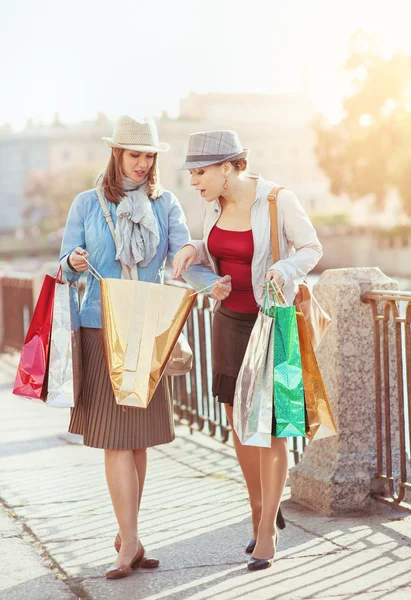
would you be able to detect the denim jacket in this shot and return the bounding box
[59,188,218,328]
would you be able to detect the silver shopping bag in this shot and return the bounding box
[233,311,274,448]
[46,280,82,407]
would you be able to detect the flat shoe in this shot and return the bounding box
[106,546,143,580]
[114,534,160,569]
[245,539,256,554]
[106,564,133,579]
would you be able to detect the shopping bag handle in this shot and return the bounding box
[269,279,288,306]
[263,282,280,313]
[56,265,63,284]
[263,281,287,312]
[83,259,103,281]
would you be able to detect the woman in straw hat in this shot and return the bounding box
[173,130,323,571]
[59,116,230,580]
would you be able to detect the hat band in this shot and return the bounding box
[185,152,240,162]
[115,140,158,147]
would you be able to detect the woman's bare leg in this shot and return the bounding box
[105,449,139,566]
[225,405,262,539]
[253,437,288,559]
[133,448,147,510]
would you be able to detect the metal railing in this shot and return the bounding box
[172,294,232,442]
[0,276,33,353]
[0,274,305,464]
[362,289,411,512]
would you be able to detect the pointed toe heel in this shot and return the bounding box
[245,539,256,554]
[247,528,278,571]
[247,556,273,571]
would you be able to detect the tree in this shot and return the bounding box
[23,167,96,235]
[315,30,411,214]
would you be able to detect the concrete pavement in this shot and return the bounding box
[1,352,411,599]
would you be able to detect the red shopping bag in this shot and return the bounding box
[13,270,59,401]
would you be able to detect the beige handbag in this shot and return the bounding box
[96,187,194,376]
[268,186,331,350]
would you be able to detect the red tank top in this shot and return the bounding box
[208,225,258,313]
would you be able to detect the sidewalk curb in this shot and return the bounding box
[0,497,91,600]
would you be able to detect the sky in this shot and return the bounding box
[1,0,411,131]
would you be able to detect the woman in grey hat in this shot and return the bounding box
[59,116,227,580]
[173,129,323,571]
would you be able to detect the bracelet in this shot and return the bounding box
[67,254,78,272]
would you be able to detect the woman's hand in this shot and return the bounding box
[264,269,285,294]
[68,247,90,272]
[211,275,232,301]
[173,245,197,278]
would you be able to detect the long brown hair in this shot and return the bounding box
[100,148,163,204]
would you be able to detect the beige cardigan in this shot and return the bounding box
[187,175,323,309]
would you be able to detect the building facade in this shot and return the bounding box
[0,93,347,235]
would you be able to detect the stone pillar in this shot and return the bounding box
[290,267,399,515]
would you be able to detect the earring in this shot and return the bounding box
[223,178,228,191]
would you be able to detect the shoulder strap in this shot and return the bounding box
[96,187,134,280]
[267,186,285,263]
[96,187,116,240]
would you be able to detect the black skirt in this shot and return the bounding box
[212,305,258,406]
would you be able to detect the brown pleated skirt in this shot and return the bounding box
[69,327,174,450]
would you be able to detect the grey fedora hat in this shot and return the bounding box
[180,130,248,170]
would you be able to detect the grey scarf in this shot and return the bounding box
[115,176,160,270]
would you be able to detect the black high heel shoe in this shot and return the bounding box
[247,529,279,572]
[247,555,273,571]
[246,507,285,554]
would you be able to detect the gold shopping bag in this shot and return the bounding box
[296,312,337,441]
[100,278,197,408]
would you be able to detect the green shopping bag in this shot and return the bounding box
[264,283,306,438]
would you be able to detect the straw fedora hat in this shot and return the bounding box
[102,115,169,153]
[180,130,248,170]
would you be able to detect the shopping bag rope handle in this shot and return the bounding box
[83,259,103,281]
[190,281,215,296]
[263,280,288,312]
[84,258,212,297]
[270,279,288,305]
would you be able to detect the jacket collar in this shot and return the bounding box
[209,174,274,208]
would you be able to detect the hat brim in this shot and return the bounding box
[179,149,248,170]
[102,138,169,152]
